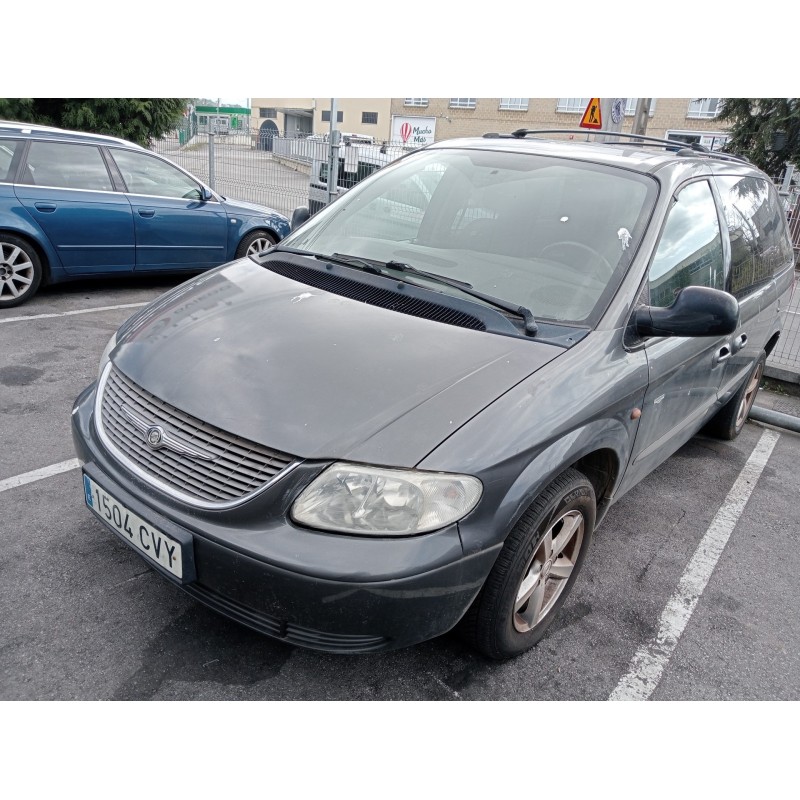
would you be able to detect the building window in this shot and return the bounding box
[556,98,591,113]
[449,98,477,109]
[362,112,378,125]
[321,110,344,123]
[666,130,730,152]
[687,98,723,119]
[624,98,657,116]
[499,98,529,111]
[404,98,428,107]
[259,108,277,119]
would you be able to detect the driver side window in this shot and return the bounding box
[110,149,202,199]
[648,180,724,307]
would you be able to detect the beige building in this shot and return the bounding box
[388,98,731,149]
[251,98,393,141]
[252,97,731,149]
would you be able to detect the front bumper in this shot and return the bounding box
[71,383,500,653]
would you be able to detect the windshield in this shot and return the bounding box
[282,148,657,326]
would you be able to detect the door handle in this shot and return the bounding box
[713,345,731,365]
[137,208,155,218]
[34,202,57,212]
[731,333,747,353]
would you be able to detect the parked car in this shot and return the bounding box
[72,131,796,659]
[0,120,291,307]
[308,138,407,214]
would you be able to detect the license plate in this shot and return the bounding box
[84,473,185,580]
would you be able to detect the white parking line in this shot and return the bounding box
[0,302,148,325]
[0,459,81,494]
[610,428,780,701]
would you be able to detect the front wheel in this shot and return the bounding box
[0,235,43,308]
[235,230,277,259]
[458,468,595,660]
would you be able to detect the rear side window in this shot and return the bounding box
[714,175,794,297]
[648,180,724,307]
[0,139,21,182]
[21,142,113,191]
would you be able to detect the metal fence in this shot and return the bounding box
[151,128,311,218]
[781,184,800,254]
[150,123,413,219]
[150,125,800,381]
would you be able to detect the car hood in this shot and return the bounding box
[112,259,563,467]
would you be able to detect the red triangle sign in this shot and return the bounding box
[579,98,602,129]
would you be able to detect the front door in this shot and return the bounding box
[108,148,228,270]
[620,179,731,493]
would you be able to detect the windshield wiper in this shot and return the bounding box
[307,251,538,337]
[383,259,539,337]
[317,252,385,275]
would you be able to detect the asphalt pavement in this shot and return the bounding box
[2,274,799,701]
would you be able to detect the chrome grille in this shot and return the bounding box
[99,365,297,505]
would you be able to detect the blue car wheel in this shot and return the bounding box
[0,234,43,308]
[236,230,277,259]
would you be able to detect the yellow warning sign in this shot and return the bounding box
[579,98,602,129]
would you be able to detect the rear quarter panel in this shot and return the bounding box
[0,184,67,281]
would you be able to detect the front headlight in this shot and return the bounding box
[291,463,482,536]
[97,331,118,381]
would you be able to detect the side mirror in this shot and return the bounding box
[291,206,311,230]
[634,286,739,338]
[200,187,214,202]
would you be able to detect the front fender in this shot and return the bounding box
[419,328,649,556]
[233,214,292,253]
[453,416,640,557]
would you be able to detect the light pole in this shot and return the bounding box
[632,99,652,136]
[326,99,341,207]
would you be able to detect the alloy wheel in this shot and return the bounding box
[513,509,585,633]
[0,242,35,300]
[735,361,764,430]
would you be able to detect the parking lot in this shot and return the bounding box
[2,275,800,701]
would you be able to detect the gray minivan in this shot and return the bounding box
[72,131,796,659]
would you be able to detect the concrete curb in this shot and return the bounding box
[764,365,800,385]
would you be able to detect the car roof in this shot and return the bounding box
[425,133,762,179]
[0,120,144,149]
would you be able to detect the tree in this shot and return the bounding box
[719,98,800,176]
[0,98,190,146]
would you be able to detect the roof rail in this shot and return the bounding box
[482,129,750,164]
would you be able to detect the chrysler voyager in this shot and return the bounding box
[72,131,796,659]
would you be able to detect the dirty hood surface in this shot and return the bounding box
[112,259,563,467]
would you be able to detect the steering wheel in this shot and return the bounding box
[539,241,614,279]
[182,189,201,200]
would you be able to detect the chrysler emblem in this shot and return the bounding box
[146,426,165,448]
[120,405,214,461]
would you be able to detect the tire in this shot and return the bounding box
[0,234,43,308]
[458,468,596,660]
[705,351,766,441]
[235,230,277,259]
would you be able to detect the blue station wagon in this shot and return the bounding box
[0,121,291,307]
